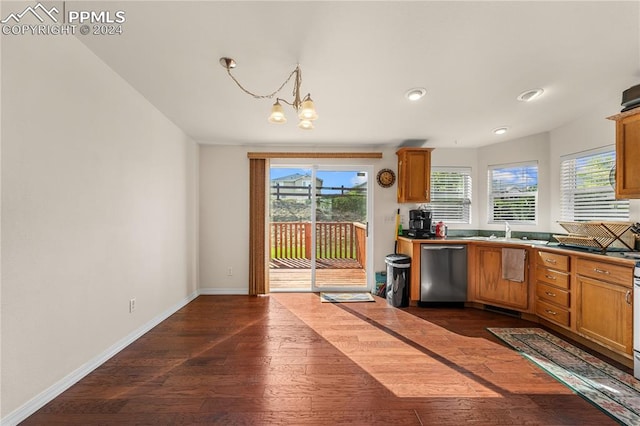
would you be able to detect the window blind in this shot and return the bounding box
[488,162,538,224]
[428,167,472,223]
[560,147,629,221]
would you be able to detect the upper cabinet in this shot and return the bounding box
[608,110,640,198]
[396,148,434,203]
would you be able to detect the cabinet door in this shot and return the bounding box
[397,148,432,203]
[615,112,640,198]
[476,246,528,309]
[577,275,633,354]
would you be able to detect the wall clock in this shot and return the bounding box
[376,168,396,188]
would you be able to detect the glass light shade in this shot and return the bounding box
[405,87,427,101]
[517,88,544,102]
[268,101,287,124]
[298,119,314,130]
[298,98,318,120]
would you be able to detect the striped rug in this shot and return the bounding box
[489,327,640,425]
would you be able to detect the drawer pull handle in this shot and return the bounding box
[545,291,557,297]
[545,309,557,316]
[626,290,632,305]
[545,258,557,264]
[594,268,610,275]
[545,274,556,280]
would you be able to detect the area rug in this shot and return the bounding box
[488,327,640,425]
[320,292,375,303]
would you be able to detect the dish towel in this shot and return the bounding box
[502,248,525,282]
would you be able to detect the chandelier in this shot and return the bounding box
[219,57,318,130]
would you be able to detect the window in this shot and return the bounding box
[488,162,538,224]
[428,167,472,223]
[560,147,629,221]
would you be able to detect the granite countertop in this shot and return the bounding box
[398,235,640,266]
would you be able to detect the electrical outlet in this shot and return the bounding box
[227,267,233,276]
[129,298,136,313]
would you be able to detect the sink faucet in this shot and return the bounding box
[505,221,512,239]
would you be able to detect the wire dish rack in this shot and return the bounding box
[553,221,636,253]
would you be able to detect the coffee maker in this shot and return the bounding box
[407,209,433,238]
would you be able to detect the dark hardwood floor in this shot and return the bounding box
[22,294,622,425]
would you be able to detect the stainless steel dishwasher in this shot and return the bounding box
[420,245,467,302]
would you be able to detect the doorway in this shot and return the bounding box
[268,164,372,292]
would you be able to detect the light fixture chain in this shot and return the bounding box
[226,67,298,100]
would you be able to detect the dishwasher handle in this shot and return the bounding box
[422,245,466,250]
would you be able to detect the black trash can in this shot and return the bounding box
[384,254,411,307]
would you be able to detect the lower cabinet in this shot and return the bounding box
[475,246,528,310]
[401,238,636,363]
[576,258,633,355]
[535,251,571,328]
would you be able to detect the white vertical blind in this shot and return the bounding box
[488,162,538,224]
[560,147,629,221]
[427,167,472,223]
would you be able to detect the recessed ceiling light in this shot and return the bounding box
[405,88,427,101]
[517,88,544,102]
[493,126,509,135]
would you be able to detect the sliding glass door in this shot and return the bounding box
[311,167,369,292]
[268,164,372,292]
[269,166,314,291]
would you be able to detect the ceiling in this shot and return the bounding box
[76,1,640,148]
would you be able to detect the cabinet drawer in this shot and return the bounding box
[536,267,570,289]
[576,258,633,287]
[536,251,569,272]
[536,282,570,308]
[536,299,570,327]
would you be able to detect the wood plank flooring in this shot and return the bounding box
[22,294,624,425]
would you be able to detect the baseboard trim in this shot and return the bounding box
[1,290,199,426]
[199,287,249,295]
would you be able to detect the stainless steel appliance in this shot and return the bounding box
[408,209,433,238]
[633,262,640,378]
[420,244,467,302]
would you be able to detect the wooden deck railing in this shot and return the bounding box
[270,222,366,267]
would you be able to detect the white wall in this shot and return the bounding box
[477,132,551,233]
[1,33,198,419]
[549,95,640,231]
[198,145,401,289]
[198,97,639,295]
[197,145,483,282]
[199,146,250,293]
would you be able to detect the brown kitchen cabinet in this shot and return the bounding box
[535,250,571,328]
[474,245,529,310]
[396,148,433,203]
[576,257,633,355]
[395,239,636,366]
[608,110,640,198]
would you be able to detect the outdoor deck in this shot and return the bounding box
[269,258,366,290]
[269,221,367,290]
[269,258,363,269]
